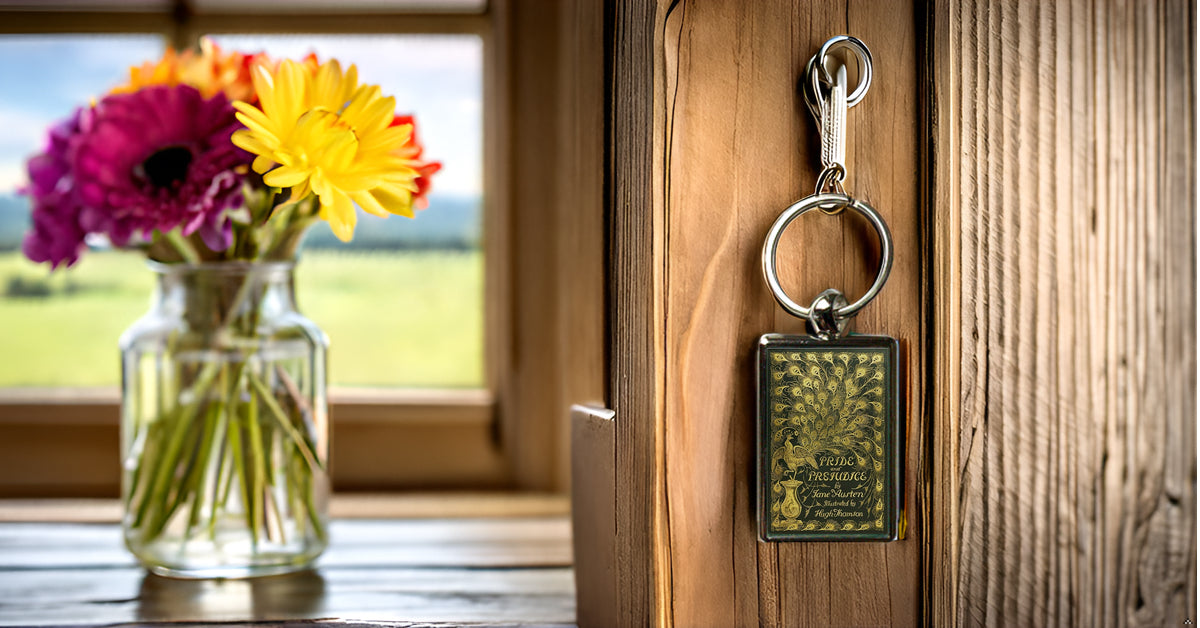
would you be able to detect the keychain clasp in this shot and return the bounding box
[763,36,887,335]
[802,36,872,210]
[802,35,873,122]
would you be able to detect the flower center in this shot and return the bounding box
[141,146,193,188]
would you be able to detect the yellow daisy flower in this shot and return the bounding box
[231,58,419,241]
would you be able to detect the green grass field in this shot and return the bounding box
[0,249,483,388]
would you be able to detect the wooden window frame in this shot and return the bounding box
[0,0,605,497]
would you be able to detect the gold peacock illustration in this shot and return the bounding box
[767,349,888,532]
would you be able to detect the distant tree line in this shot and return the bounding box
[0,194,482,252]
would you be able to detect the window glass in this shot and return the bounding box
[0,34,164,388]
[0,34,484,389]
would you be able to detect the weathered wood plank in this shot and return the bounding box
[608,0,671,625]
[929,0,1197,625]
[0,518,572,570]
[657,1,922,626]
[0,518,574,626]
[0,567,574,626]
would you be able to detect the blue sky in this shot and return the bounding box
[0,33,482,197]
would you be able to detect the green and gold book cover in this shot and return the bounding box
[757,334,902,542]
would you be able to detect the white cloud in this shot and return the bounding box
[0,165,26,195]
[0,108,47,194]
[0,108,49,154]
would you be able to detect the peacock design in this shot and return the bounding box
[767,348,888,533]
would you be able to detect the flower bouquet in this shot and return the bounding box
[21,39,439,577]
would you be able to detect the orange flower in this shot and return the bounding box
[113,48,182,94]
[111,38,268,103]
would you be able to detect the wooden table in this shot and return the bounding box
[0,496,576,627]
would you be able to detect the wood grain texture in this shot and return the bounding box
[0,518,574,626]
[929,0,1197,625]
[657,1,922,626]
[607,0,671,625]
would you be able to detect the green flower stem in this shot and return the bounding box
[244,382,267,544]
[274,366,312,421]
[207,417,232,540]
[183,400,224,542]
[286,448,300,538]
[126,419,163,515]
[131,362,220,534]
[226,397,254,546]
[220,275,258,330]
[248,371,323,473]
[304,468,327,544]
[252,368,325,543]
[211,430,238,540]
[264,478,287,545]
[164,229,200,265]
[248,369,326,543]
[146,415,201,536]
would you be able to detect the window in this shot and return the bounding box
[0,1,593,496]
[0,34,483,389]
[0,34,165,388]
[207,33,486,389]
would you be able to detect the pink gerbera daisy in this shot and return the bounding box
[73,84,251,249]
[23,84,252,267]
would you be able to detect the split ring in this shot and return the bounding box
[761,193,893,320]
[802,35,873,119]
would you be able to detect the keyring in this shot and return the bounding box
[761,193,892,320]
[758,35,902,544]
[802,35,873,121]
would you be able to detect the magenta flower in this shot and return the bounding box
[22,85,252,267]
[21,108,89,268]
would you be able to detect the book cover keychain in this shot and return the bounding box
[757,36,902,542]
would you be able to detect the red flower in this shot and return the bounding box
[390,114,442,210]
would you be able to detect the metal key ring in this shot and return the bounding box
[802,35,873,119]
[761,193,893,320]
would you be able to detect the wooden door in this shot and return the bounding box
[576,0,1196,626]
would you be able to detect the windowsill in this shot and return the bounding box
[0,493,575,626]
[0,390,510,495]
[0,491,568,522]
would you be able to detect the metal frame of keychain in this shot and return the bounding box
[757,36,902,542]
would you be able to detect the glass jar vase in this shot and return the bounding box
[120,261,329,578]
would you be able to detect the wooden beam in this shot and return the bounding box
[929,0,1197,624]
[602,0,924,624]
[496,0,567,490]
[607,0,670,625]
[924,0,958,622]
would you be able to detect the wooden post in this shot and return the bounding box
[601,0,923,625]
[593,0,1195,625]
[929,0,1197,625]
